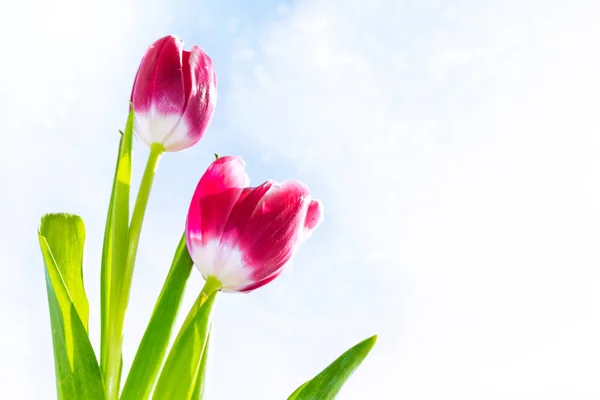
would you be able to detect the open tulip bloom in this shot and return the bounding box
[37,35,376,400]
[186,156,323,293]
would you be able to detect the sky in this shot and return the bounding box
[1,0,600,399]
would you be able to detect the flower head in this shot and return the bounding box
[185,156,323,292]
[131,35,217,152]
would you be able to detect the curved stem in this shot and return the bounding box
[105,143,165,400]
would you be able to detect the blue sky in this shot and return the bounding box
[1,0,600,399]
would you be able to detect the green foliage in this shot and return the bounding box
[38,214,105,400]
[288,335,377,400]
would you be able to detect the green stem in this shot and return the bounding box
[183,276,222,326]
[120,234,194,400]
[151,279,220,399]
[105,143,165,400]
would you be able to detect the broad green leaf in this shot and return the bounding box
[191,329,211,399]
[100,107,133,379]
[40,214,89,330]
[288,335,377,400]
[152,292,217,400]
[121,234,194,400]
[38,213,106,400]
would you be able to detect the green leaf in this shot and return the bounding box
[287,382,310,400]
[288,335,377,400]
[100,107,133,378]
[38,213,106,400]
[191,329,211,399]
[152,292,217,400]
[120,234,194,400]
[39,214,89,330]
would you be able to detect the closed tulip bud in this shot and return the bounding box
[130,35,217,152]
[186,156,323,292]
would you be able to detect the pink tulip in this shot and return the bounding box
[186,156,323,292]
[130,35,217,152]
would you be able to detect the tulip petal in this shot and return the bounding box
[132,36,187,148]
[196,156,249,197]
[186,157,248,244]
[211,182,274,284]
[238,181,311,281]
[168,47,217,150]
[304,199,324,232]
[187,238,254,289]
[228,269,283,293]
[134,113,182,150]
[220,181,274,246]
[186,157,252,287]
[132,35,185,116]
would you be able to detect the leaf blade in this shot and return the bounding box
[100,107,134,376]
[152,292,217,400]
[38,214,106,400]
[120,233,194,400]
[191,328,211,400]
[287,382,310,400]
[40,213,89,330]
[289,335,377,400]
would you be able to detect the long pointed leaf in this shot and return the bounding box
[288,382,310,400]
[288,335,377,400]
[191,329,211,399]
[152,292,217,400]
[38,213,105,400]
[121,233,194,400]
[100,108,134,376]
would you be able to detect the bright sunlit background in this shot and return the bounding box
[1,0,600,399]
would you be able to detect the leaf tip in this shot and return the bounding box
[38,213,85,242]
[360,334,378,353]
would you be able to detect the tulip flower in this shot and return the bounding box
[131,35,217,152]
[186,156,323,292]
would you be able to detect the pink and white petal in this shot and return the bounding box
[189,239,254,288]
[186,157,250,277]
[188,239,222,279]
[186,188,245,273]
[209,182,274,281]
[219,181,274,246]
[148,37,186,116]
[155,116,196,152]
[304,199,324,232]
[238,180,311,280]
[133,110,182,149]
[195,156,249,198]
[209,243,254,289]
[132,36,185,115]
[181,49,193,105]
[178,46,217,145]
[131,37,164,113]
[227,268,284,293]
[160,113,200,152]
[187,188,244,240]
